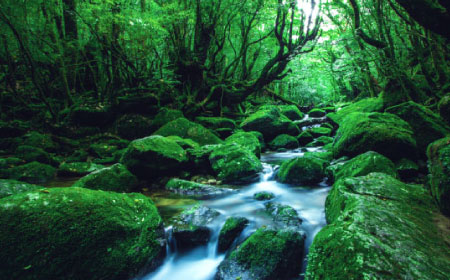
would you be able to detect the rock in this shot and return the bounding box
[0,157,25,170]
[165,178,233,198]
[386,101,450,155]
[153,118,223,146]
[327,151,398,183]
[277,156,326,185]
[0,187,165,280]
[305,136,334,147]
[22,131,59,152]
[226,131,261,158]
[308,127,332,138]
[269,134,299,151]
[265,202,302,229]
[0,179,42,199]
[195,117,236,130]
[240,106,299,141]
[6,161,56,184]
[209,143,263,184]
[249,131,266,151]
[308,108,326,118]
[152,108,184,129]
[89,143,119,160]
[116,114,155,140]
[71,164,138,193]
[327,98,384,125]
[216,227,305,280]
[116,93,158,114]
[58,162,105,177]
[186,145,219,174]
[279,105,304,121]
[166,136,200,149]
[333,112,417,161]
[306,173,450,279]
[438,93,450,124]
[69,103,113,126]
[120,135,188,180]
[396,158,419,181]
[253,191,275,201]
[294,117,329,130]
[427,137,450,215]
[65,150,89,163]
[218,217,249,252]
[15,145,58,166]
[297,131,314,146]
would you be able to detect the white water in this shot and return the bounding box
[140,148,330,280]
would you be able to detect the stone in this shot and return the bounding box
[253,191,275,201]
[277,156,326,185]
[327,98,384,125]
[165,178,233,198]
[269,134,299,151]
[218,217,249,252]
[152,108,184,129]
[279,105,304,121]
[226,131,261,157]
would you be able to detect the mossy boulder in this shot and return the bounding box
[427,137,450,216]
[327,151,398,183]
[0,179,42,199]
[15,145,58,166]
[166,136,200,150]
[186,145,219,174]
[120,135,188,180]
[240,107,299,141]
[277,156,326,185]
[265,202,302,229]
[305,136,334,147]
[6,161,56,184]
[328,98,384,125]
[333,112,417,161]
[0,187,165,280]
[216,227,305,280]
[297,131,314,146]
[279,105,304,121]
[226,131,261,157]
[58,162,105,177]
[116,114,155,140]
[195,117,236,130]
[253,191,275,201]
[386,101,450,155]
[218,216,249,252]
[249,131,266,151]
[152,108,184,129]
[308,127,332,138]
[306,173,450,279]
[22,131,59,152]
[438,93,450,124]
[153,118,223,146]
[308,108,326,118]
[209,143,263,184]
[71,164,138,193]
[269,134,299,150]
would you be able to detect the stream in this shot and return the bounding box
[140,147,330,280]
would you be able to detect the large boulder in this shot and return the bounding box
[0,179,42,199]
[120,135,188,180]
[15,145,58,166]
[6,161,56,184]
[386,101,450,155]
[186,145,219,174]
[153,118,223,146]
[269,134,299,151]
[427,137,450,216]
[438,93,450,124]
[72,163,138,193]
[216,227,305,280]
[22,131,59,152]
[306,173,450,279]
[328,98,384,125]
[209,143,263,184]
[333,112,417,161]
[225,131,261,158]
[218,216,249,252]
[279,105,304,121]
[195,117,236,130]
[277,156,326,185]
[240,106,299,141]
[0,187,165,280]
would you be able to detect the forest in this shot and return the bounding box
[0,0,449,279]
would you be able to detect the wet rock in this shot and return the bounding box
[0,179,42,199]
[327,97,384,125]
[269,134,299,151]
[308,108,326,118]
[306,173,450,279]
[15,145,58,166]
[209,143,263,184]
[120,135,188,180]
[277,156,326,185]
[253,191,275,201]
[71,163,138,193]
[279,105,304,121]
[226,131,261,158]
[165,178,233,198]
[115,114,155,140]
[0,187,165,280]
[427,137,450,215]
[333,112,417,161]
[265,202,302,228]
[6,161,56,184]
[218,217,249,252]
[216,227,305,280]
[58,162,105,177]
[153,118,223,146]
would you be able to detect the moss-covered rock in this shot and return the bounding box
[249,131,266,151]
[89,143,119,160]
[0,187,165,280]
[308,127,332,138]
[22,131,59,152]
[71,163,138,193]
[152,108,184,129]
[396,158,419,181]
[386,101,450,155]
[0,157,25,170]
[120,135,188,180]
[66,149,89,163]
[308,108,326,118]
[427,137,450,216]
[333,112,417,161]
[265,202,302,229]
[6,161,56,184]
[438,93,450,124]
[153,118,223,146]
[277,156,326,185]
[58,162,105,177]
[268,134,299,151]
[297,131,314,146]
[218,217,249,252]
[209,143,263,184]
[15,145,58,166]
[279,105,304,121]
[328,151,398,183]
[186,145,219,174]
[116,114,155,140]
[305,136,334,147]
[195,116,236,130]
[328,98,384,125]
[226,131,261,157]
[166,136,200,150]
[216,227,305,280]
[306,173,450,279]
[0,179,42,199]
[253,191,275,201]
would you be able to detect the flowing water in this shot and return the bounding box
[140,147,330,280]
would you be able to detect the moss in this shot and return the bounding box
[153,118,223,146]
[438,93,450,124]
[306,173,450,279]
[166,136,200,149]
[6,161,56,184]
[396,158,419,180]
[209,143,262,184]
[268,134,299,151]
[89,143,119,159]
[0,187,164,280]
[386,101,450,155]
[308,127,332,137]
[58,162,105,177]
[152,108,184,129]
[22,131,59,152]
[166,178,205,191]
[218,216,249,252]
[427,137,450,215]
[249,131,266,150]
[254,191,275,201]
[279,105,304,121]
[277,156,326,185]
[333,112,417,161]
[195,116,236,130]
[297,131,314,146]
[226,131,261,157]
[308,108,326,118]
[327,98,384,125]
[120,135,188,180]
[0,179,42,199]
[115,114,155,140]
[265,202,302,228]
[0,120,29,138]
[15,145,57,166]
[305,136,334,147]
[0,157,25,170]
